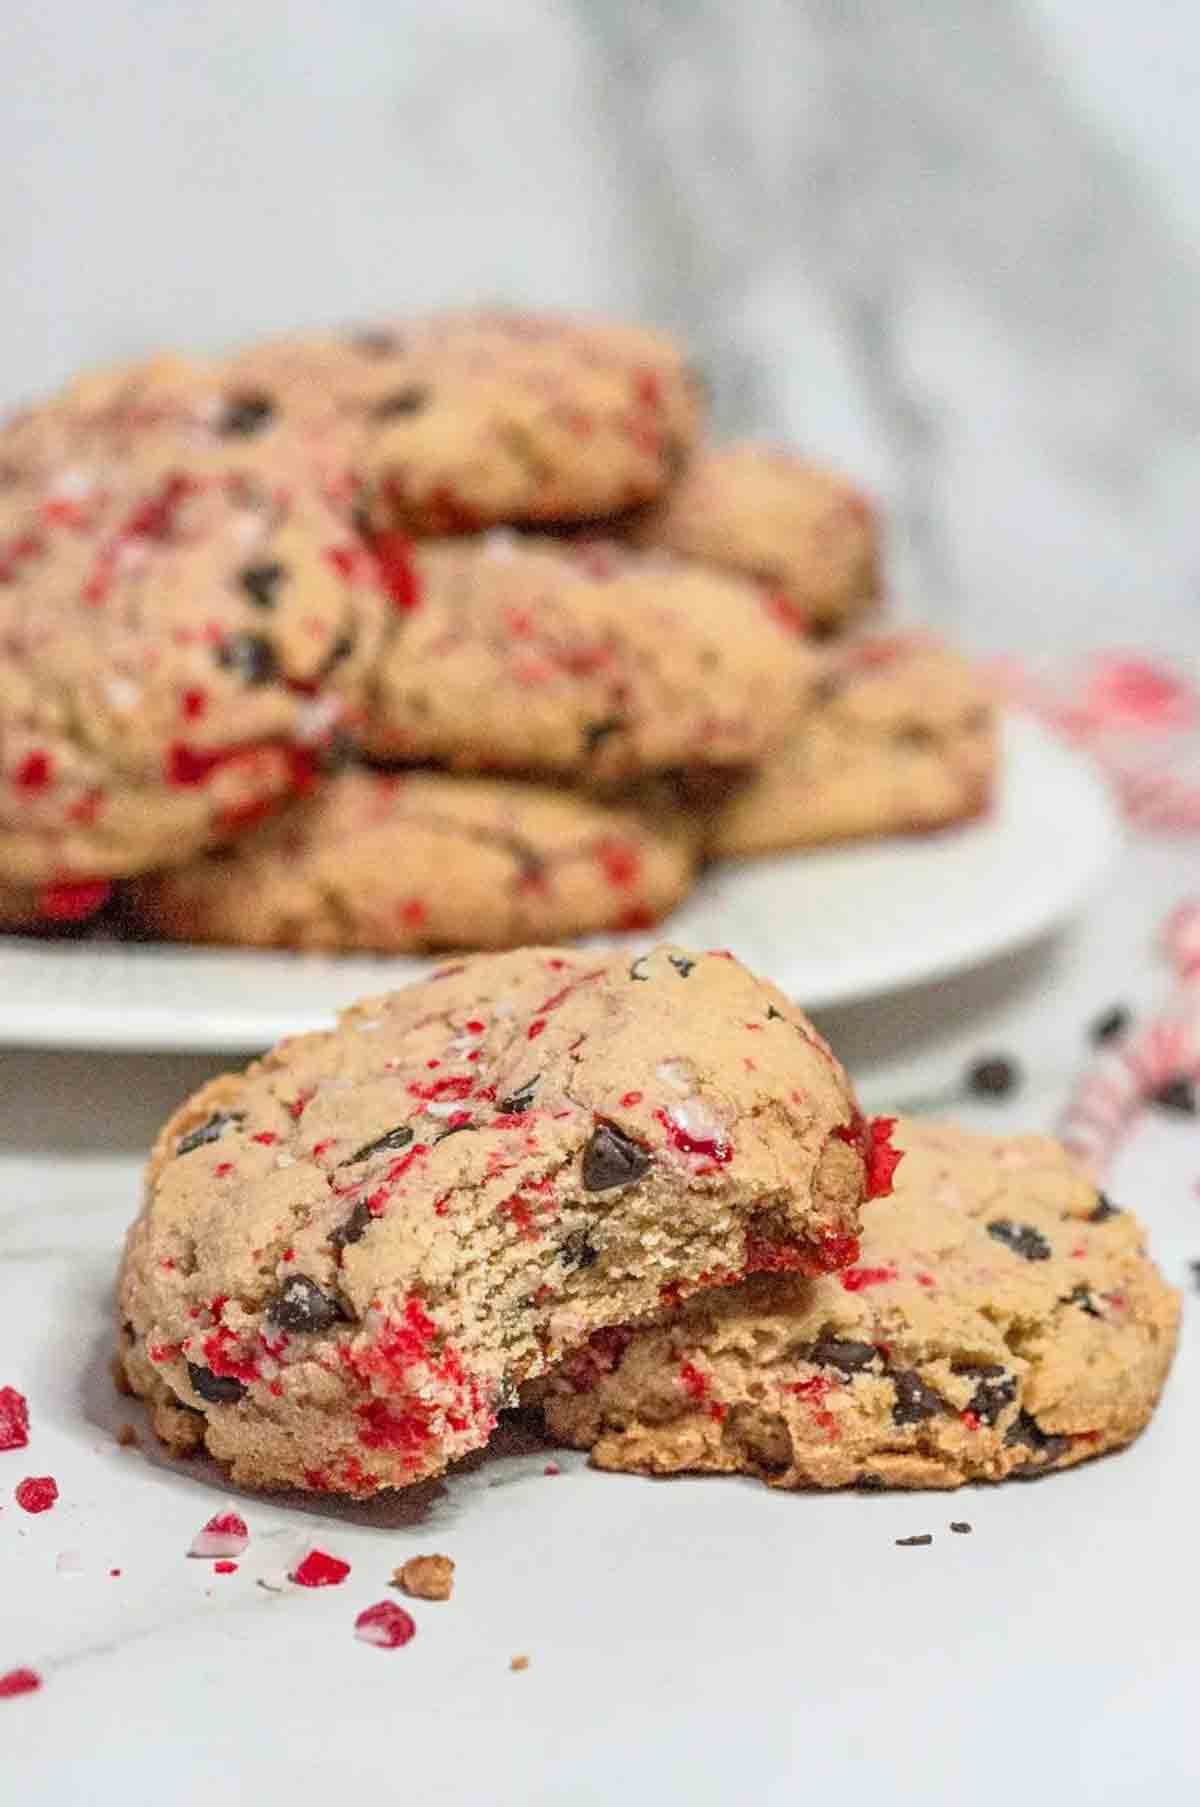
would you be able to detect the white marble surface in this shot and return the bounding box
[2,0,1199,658]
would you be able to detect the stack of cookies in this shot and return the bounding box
[115,944,1179,1498]
[0,308,997,954]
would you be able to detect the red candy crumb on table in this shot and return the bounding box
[15,1476,58,1513]
[188,1510,249,1559]
[0,1386,30,1451]
[290,1549,351,1588]
[354,1600,417,1650]
[213,1561,238,1575]
[0,1668,41,1700]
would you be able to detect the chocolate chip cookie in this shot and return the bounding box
[116,945,885,1493]
[630,442,881,635]
[536,1117,1179,1489]
[228,308,702,533]
[128,769,696,952]
[363,534,818,782]
[0,373,383,885]
[709,634,997,857]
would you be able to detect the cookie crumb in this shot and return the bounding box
[393,1553,455,1602]
[949,1521,972,1535]
[895,1533,933,1547]
[510,1654,530,1672]
[115,1421,140,1448]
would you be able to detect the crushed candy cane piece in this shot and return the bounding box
[354,1600,416,1648]
[188,1510,249,1558]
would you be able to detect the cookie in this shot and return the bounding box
[128,769,696,952]
[116,944,888,1494]
[0,877,115,932]
[536,1117,1180,1489]
[630,443,881,634]
[228,308,702,532]
[709,634,997,857]
[0,369,384,885]
[363,534,818,782]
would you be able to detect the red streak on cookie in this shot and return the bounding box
[789,1374,840,1438]
[840,1264,898,1293]
[15,1476,58,1514]
[633,370,662,409]
[355,1600,416,1649]
[123,472,198,541]
[596,839,640,889]
[654,1108,732,1164]
[65,789,103,827]
[355,1397,437,1458]
[399,898,427,929]
[181,688,208,722]
[252,1131,277,1146]
[678,1361,710,1403]
[527,1018,547,1041]
[763,592,810,637]
[200,1327,258,1383]
[39,879,112,923]
[370,531,422,612]
[408,1075,472,1103]
[961,1411,982,1431]
[620,1091,643,1108]
[0,1668,41,1699]
[290,1549,350,1588]
[2,1387,32,1451]
[14,750,53,792]
[833,1113,902,1200]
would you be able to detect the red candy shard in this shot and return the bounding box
[840,1264,898,1293]
[354,1600,416,1649]
[189,1510,249,1559]
[290,1548,351,1588]
[833,1113,902,1200]
[39,879,113,923]
[654,1108,732,1164]
[0,1386,30,1451]
[14,750,53,791]
[0,1668,41,1699]
[370,531,422,612]
[15,1475,58,1513]
[213,1560,238,1575]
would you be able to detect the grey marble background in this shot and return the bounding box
[2,0,1197,658]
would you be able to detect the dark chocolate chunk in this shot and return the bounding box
[186,1360,246,1405]
[895,1533,933,1547]
[810,1339,878,1375]
[766,1004,785,1021]
[330,1200,373,1250]
[854,1472,885,1492]
[628,955,651,982]
[1005,1409,1069,1464]
[1088,1194,1120,1223]
[891,1370,941,1425]
[1090,1004,1130,1045]
[497,1077,539,1115]
[1061,1283,1102,1318]
[343,1124,414,1166]
[1152,1075,1197,1116]
[966,1055,1021,1098]
[987,1218,1052,1261]
[327,633,355,667]
[219,392,275,437]
[316,730,359,776]
[434,1119,477,1143]
[583,716,625,755]
[239,560,286,609]
[175,1111,243,1157]
[667,954,696,978]
[963,1365,1017,1424]
[559,1227,599,1271]
[582,1122,651,1192]
[217,632,277,686]
[949,1521,972,1535]
[266,1275,345,1334]
[371,386,430,419]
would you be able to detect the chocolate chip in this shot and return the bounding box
[343,1124,413,1166]
[266,1275,345,1334]
[895,1533,933,1547]
[330,1200,373,1250]
[175,1111,243,1157]
[217,633,277,686]
[766,1004,785,1021]
[1062,1283,1102,1318]
[1152,1075,1197,1116]
[809,1339,878,1375]
[1090,1004,1130,1045]
[1088,1194,1120,1223]
[668,954,695,978]
[497,1077,539,1115]
[219,392,275,437]
[949,1521,972,1535]
[186,1361,246,1404]
[239,561,286,609]
[987,1219,1052,1261]
[371,386,430,419]
[328,633,355,667]
[963,1365,1017,1424]
[1005,1409,1069,1465]
[854,1472,885,1492]
[434,1119,477,1143]
[628,956,651,982]
[316,731,359,775]
[966,1055,1021,1097]
[891,1370,941,1425]
[582,1122,651,1192]
[583,716,626,756]
[559,1227,599,1271]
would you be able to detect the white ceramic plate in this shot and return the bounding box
[0,712,1118,1052]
